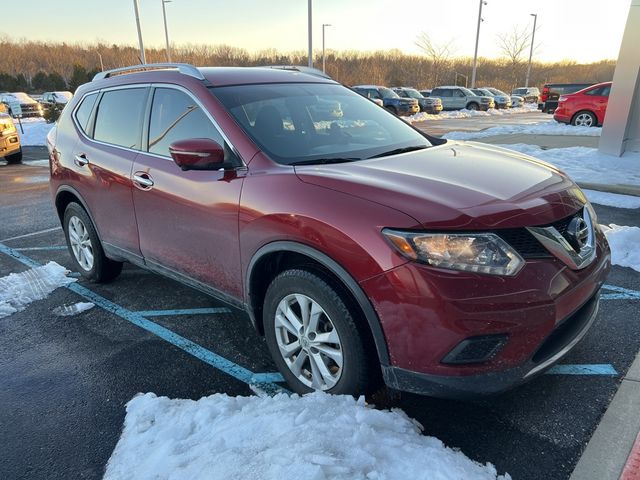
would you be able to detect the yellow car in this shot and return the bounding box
[0,113,22,164]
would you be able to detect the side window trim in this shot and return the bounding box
[71,91,100,138]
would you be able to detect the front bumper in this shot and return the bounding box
[397,104,420,116]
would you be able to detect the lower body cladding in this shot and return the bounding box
[360,243,611,399]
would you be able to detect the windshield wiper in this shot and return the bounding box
[290,157,360,166]
[368,145,429,159]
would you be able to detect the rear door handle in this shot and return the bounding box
[133,172,154,189]
[74,153,89,167]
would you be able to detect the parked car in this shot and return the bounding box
[40,91,73,106]
[539,83,595,113]
[48,63,610,398]
[510,95,524,108]
[553,81,612,127]
[511,87,540,103]
[430,86,494,111]
[392,87,443,114]
[419,89,432,97]
[0,92,44,118]
[352,85,419,116]
[472,88,512,109]
[0,113,22,163]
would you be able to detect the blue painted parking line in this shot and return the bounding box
[14,246,67,251]
[251,372,286,383]
[0,242,288,396]
[601,284,640,301]
[545,364,618,375]
[135,307,231,317]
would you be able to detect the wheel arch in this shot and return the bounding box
[245,241,390,366]
[55,186,102,239]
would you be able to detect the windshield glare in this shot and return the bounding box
[489,88,507,96]
[404,89,422,99]
[379,87,399,99]
[460,87,476,96]
[211,83,431,165]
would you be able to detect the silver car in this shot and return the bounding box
[474,88,512,109]
[430,86,494,111]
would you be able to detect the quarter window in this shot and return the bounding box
[94,88,147,149]
[74,93,98,135]
[147,88,227,158]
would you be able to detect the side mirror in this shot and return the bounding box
[169,138,226,171]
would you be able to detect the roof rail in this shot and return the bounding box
[262,65,333,80]
[93,63,205,82]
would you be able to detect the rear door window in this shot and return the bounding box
[93,88,147,149]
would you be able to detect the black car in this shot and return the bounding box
[392,87,443,114]
[539,83,595,113]
[352,85,419,116]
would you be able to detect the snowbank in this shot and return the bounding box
[443,120,601,140]
[104,392,510,480]
[583,190,640,209]
[405,103,538,123]
[494,144,640,186]
[602,224,640,272]
[0,261,76,319]
[16,117,53,146]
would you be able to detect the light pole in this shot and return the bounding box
[132,0,146,64]
[322,23,331,73]
[308,0,313,68]
[525,13,538,87]
[97,52,104,71]
[471,0,486,88]
[162,0,172,63]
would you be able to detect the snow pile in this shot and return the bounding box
[494,144,640,186]
[53,302,95,316]
[104,392,510,480]
[583,190,640,209]
[406,103,538,123]
[443,120,601,140]
[0,261,76,319]
[15,118,53,146]
[602,224,640,272]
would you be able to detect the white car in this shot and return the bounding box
[510,95,524,108]
[40,91,73,106]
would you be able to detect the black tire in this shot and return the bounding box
[5,149,22,164]
[63,202,123,282]
[263,269,371,396]
[466,102,479,111]
[571,110,597,127]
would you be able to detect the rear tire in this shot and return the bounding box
[571,110,597,127]
[5,149,22,164]
[466,102,479,111]
[263,269,371,396]
[63,202,123,282]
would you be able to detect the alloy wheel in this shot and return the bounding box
[68,215,94,271]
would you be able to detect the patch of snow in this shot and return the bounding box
[443,120,601,140]
[493,144,640,186]
[16,118,53,146]
[0,261,76,319]
[104,392,510,480]
[24,159,50,167]
[405,103,538,123]
[583,190,640,209]
[601,224,640,272]
[53,302,95,316]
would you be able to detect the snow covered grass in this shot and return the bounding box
[405,103,538,123]
[0,261,76,319]
[583,190,640,209]
[443,120,601,140]
[104,392,510,480]
[15,117,53,146]
[493,144,640,186]
[602,224,640,272]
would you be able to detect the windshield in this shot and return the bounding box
[379,87,399,99]
[211,83,431,165]
[460,87,476,97]
[404,89,422,99]
[55,91,73,101]
[488,88,507,96]
[512,88,527,95]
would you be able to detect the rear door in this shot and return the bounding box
[131,85,245,300]
[583,84,611,124]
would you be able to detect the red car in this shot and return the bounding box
[554,82,612,127]
[48,64,610,398]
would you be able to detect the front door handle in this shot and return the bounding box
[133,172,154,189]
[74,153,89,167]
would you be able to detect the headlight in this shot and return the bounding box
[382,229,525,276]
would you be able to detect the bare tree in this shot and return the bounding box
[496,27,532,87]
[414,33,455,86]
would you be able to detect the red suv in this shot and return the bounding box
[48,64,610,398]
[554,82,612,127]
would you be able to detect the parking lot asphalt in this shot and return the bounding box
[1,147,640,480]
[412,110,550,136]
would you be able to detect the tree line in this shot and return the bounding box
[0,37,615,94]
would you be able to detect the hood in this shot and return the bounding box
[294,141,584,229]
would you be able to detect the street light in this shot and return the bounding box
[308,0,313,68]
[471,0,487,88]
[525,13,538,88]
[162,0,172,63]
[132,0,146,64]
[322,23,331,74]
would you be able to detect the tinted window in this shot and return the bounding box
[94,88,147,149]
[147,88,227,158]
[434,89,451,97]
[585,85,611,97]
[74,93,98,134]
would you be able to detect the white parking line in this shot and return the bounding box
[1,226,62,243]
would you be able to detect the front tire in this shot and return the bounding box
[263,269,370,395]
[572,110,597,127]
[466,102,479,111]
[63,202,123,282]
[5,149,22,164]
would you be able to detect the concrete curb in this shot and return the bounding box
[577,182,640,198]
[570,350,640,480]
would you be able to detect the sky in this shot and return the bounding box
[1,0,632,63]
